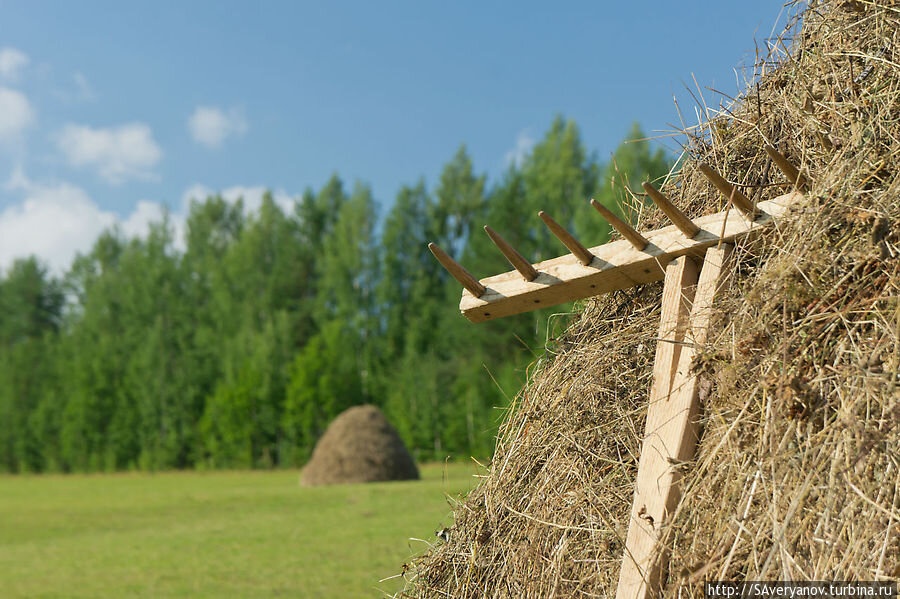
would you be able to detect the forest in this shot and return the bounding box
[0,117,670,473]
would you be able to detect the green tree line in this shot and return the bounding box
[0,118,669,472]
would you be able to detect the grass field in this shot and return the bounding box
[0,462,478,598]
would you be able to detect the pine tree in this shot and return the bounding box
[0,257,64,471]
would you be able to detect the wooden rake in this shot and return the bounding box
[428,147,807,599]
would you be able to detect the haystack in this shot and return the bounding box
[301,405,419,486]
[402,1,899,596]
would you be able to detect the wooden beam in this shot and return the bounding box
[616,256,698,599]
[615,245,732,599]
[459,191,800,323]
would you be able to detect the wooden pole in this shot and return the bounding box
[698,163,757,217]
[428,242,486,298]
[642,182,700,239]
[538,211,594,266]
[590,198,649,250]
[764,146,809,191]
[484,225,539,282]
[616,245,732,599]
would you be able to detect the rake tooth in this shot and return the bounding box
[764,145,809,191]
[538,211,594,266]
[427,242,486,297]
[698,163,757,217]
[642,182,700,239]
[483,226,539,282]
[590,199,649,251]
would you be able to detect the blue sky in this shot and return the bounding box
[0,1,792,271]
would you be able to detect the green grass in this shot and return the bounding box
[0,462,477,598]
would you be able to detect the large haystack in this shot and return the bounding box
[301,405,419,486]
[402,2,899,596]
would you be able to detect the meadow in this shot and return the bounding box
[0,462,477,598]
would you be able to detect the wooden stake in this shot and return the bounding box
[616,245,732,599]
[642,182,701,239]
[484,225,539,282]
[427,242,486,298]
[590,198,649,250]
[538,211,594,266]
[698,163,757,217]
[764,145,809,191]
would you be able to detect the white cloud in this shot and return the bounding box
[52,71,98,104]
[72,71,96,101]
[181,183,292,214]
[0,88,36,144]
[121,200,164,237]
[0,172,303,273]
[56,122,162,184]
[504,129,535,168]
[187,105,248,149]
[0,48,29,81]
[181,183,212,206]
[122,200,186,252]
[1,174,115,272]
[1,169,182,272]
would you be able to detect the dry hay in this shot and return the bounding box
[401,1,900,596]
[300,405,419,486]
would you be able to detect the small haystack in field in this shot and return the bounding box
[301,405,419,486]
[402,1,899,597]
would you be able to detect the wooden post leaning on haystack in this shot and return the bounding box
[615,245,732,599]
[427,148,807,598]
